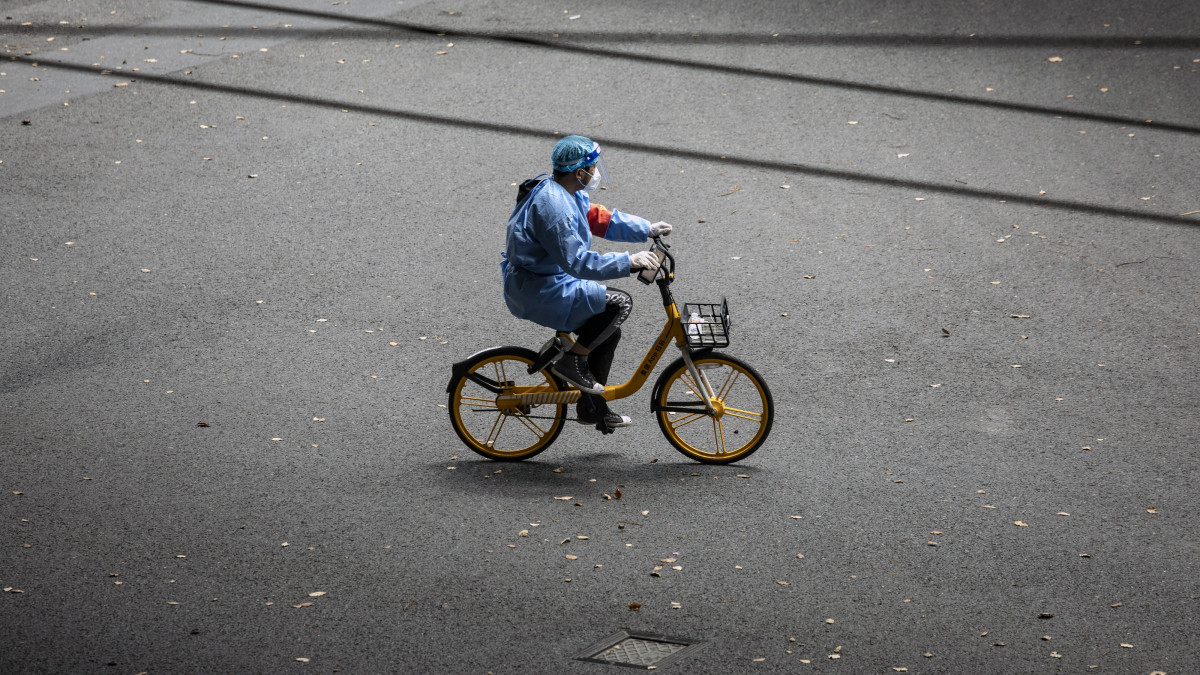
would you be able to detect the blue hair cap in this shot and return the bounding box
[551,135,600,172]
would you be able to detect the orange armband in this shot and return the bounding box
[587,203,612,237]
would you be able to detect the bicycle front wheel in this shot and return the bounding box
[448,347,566,461]
[653,353,773,464]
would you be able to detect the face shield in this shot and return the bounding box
[581,155,610,195]
[559,141,609,194]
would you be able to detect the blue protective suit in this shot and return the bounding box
[501,177,651,332]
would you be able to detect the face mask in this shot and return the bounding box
[580,167,601,194]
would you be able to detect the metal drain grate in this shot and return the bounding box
[573,630,706,669]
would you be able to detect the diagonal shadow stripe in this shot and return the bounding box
[144,0,1200,136]
[11,22,1200,48]
[15,56,1200,228]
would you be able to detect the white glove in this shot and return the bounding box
[649,221,673,237]
[629,250,661,271]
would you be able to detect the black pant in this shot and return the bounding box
[573,289,632,414]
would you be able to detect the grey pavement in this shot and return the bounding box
[2,0,1198,673]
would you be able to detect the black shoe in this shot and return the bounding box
[597,410,632,429]
[576,398,632,429]
[551,353,605,394]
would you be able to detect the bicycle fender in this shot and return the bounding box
[447,346,544,394]
[446,347,509,394]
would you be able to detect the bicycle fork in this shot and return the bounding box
[678,345,718,415]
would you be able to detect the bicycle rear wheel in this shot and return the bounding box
[652,353,773,464]
[447,347,566,461]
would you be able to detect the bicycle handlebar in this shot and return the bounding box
[634,236,674,285]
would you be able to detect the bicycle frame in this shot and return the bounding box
[496,240,719,415]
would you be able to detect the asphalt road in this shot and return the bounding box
[2,1,1198,673]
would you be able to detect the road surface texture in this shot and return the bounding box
[2,0,1198,673]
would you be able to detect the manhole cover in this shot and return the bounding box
[573,630,706,669]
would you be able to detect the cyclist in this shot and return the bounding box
[501,135,672,433]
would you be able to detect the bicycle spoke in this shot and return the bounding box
[711,416,727,455]
[484,410,507,447]
[461,395,498,409]
[513,410,549,438]
[724,407,763,422]
[716,369,741,400]
[670,411,707,430]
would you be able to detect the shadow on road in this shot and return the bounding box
[12,54,1200,229]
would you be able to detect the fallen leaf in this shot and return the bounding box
[1050,651,1061,658]
[295,657,310,663]
[1048,56,1063,62]
[565,555,578,560]
[1014,521,1029,527]
[777,580,790,586]
[1120,643,1133,649]
[796,553,805,559]
[628,602,642,611]
[308,591,326,597]
[554,496,573,500]
[1146,507,1158,514]
[518,530,529,537]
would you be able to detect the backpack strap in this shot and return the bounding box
[516,174,550,204]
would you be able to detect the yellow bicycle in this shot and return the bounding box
[446,238,773,464]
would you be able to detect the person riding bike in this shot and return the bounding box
[500,135,672,432]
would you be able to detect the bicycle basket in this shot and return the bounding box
[681,298,730,348]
